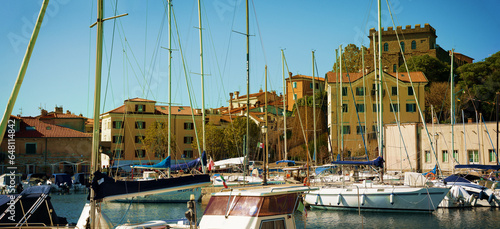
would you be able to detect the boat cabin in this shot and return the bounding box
[199,186,318,229]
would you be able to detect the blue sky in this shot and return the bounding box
[1,0,499,119]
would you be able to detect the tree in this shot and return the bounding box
[425,82,451,123]
[398,54,450,82]
[141,121,176,159]
[191,123,226,160]
[332,44,368,74]
[223,117,261,160]
[457,51,500,120]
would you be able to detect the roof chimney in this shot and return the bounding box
[55,106,63,114]
[41,109,48,116]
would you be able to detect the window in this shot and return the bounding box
[425,150,431,163]
[26,143,36,154]
[292,82,297,88]
[468,150,479,163]
[355,104,365,113]
[400,41,405,52]
[408,87,414,96]
[135,136,143,144]
[113,121,123,129]
[155,152,165,158]
[135,104,145,112]
[442,150,449,163]
[356,126,365,135]
[135,149,146,158]
[406,103,417,112]
[342,126,350,135]
[373,104,381,112]
[114,149,123,159]
[342,104,348,113]
[315,83,319,89]
[113,136,124,144]
[183,150,193,158]
[260,219,286,229]
[135,121,145,129]
[310,83,313,89]
[393,64,397,73]
[411,40,416,50]
[184,136,194,144]
[489,149,497,162]
[390,103,399,112]
[391,86,398,96]
[453,150,459,161]
[342,87,348,96]
[355,87,365,96]
[184,122,194,130]
[383,43,388,52]
[371,84,377,95]
[293,94,297,101]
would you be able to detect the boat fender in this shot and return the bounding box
[361,194,366,206]
[468,194,477,206]
[488,194,495,203]
[337,194,342,205]
[315,194,320,205]
[478,191,488,200]
[390,193,394,205]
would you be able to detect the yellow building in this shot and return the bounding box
[326,70,428,159]
[100,98,204,165]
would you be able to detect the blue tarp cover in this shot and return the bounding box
[275,160,295,165]
[455,164,500,170]
[131,156,171,169]
[331,156,384,168]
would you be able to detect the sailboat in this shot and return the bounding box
[78,1,211,228]
[304,0,450,213]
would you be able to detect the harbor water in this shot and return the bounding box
[51,193,500,228]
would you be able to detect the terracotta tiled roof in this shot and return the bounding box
[155,106,201,116]
[125,97,156,103]
[10,115,21,120]
[235,91,265,100]
[38,113,86,119]
[102,105,126,114]
[11,117,91,138]
[325,70,427,83]
[287,74,325,82]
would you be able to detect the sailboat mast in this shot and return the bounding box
[377,0,384,159]
[167,0,172,178]
[264,65,268,185]
[198,0,207,173]
[245,0,250,175]
[312,51,317,165]
[0,0,48,143]
[90,0,104,227]
[339,45,343,159]
[450,49,454,168]
[282,49,287,160]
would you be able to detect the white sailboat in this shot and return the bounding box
[305,0,450,213]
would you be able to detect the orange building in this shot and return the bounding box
[285,73,326,111]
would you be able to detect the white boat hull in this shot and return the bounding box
[305,185,449,212]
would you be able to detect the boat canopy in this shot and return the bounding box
[171,152,207,171]
[330,156,384,168]
[275,160,295,165]
[131,156,171,169]
[214,157,244,167]
[455,164,500,170]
